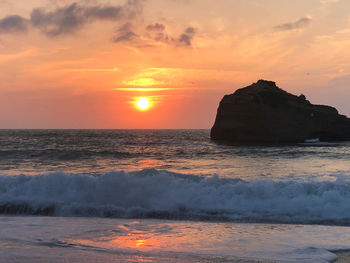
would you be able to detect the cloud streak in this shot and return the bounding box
[64,67,119,72]
[275,17,312,31]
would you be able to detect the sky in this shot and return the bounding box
[1,0,350,128]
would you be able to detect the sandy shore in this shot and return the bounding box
[0,247,276,263]
[3,216,348,262]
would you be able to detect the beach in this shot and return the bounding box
[1,130,350,262]
[2,216,350,262]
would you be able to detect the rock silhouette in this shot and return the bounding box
[211,80,350,143]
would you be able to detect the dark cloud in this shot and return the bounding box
[143,23,197,47]
[0,15,27,33]
[146,23,165,32]
[30,3,84,36]
[275,17,312,31]
[30,1,143,37]
[0,0,144,36]
[178,26,196,46]
[145,22,169,43]
[113,23,138,43]
[117,22,133,33]
[114,31,138,42]
[184,27,195,35]
[0,1,196,49]
[144,23,196,47]
[84,5,123,20]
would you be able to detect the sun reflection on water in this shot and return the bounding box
[111,234,160,251]
[135,239,146,248]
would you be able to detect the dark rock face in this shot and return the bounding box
[211,80,350,143]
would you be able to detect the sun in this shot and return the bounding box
[136,97,150,111]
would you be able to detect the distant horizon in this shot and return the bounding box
[0,128,212,130]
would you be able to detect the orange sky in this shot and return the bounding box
[1,0,350,128]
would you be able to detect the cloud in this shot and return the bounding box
[144,22,170,43]
[0,0,144,36]
[0,1,196,48]
[30,1,143,37]
[114,31,138,42]
[30,3,84,36]
[113,22,138,43]
[143,24,196,47]
[113,21,196,47]
[0,15,28,33]
[146,23,165,32]
[275,17,312,31]
[84,5,123,20]
[178,27,196,46]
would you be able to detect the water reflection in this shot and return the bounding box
[2,130,350,182]
[66,219,350,262]
[114,235,160,250]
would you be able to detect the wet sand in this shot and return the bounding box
[2,216,348,263]
[0,247,275,263]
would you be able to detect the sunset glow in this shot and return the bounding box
[124,78,165,87]
[136,97,151,111]
[3,1,350,262]
[0,0,350,128]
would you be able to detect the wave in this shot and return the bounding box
[1,169,350,225]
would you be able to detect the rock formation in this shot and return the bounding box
[211,80,350,143]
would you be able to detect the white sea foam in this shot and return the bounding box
[1,169,350,224]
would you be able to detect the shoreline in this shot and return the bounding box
[1,216,349,263]
[0,249,276,263]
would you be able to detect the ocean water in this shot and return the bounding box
[2,129,350,262]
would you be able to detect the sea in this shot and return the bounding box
[1,129,350,262]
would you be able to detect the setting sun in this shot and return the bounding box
[136,97,150,111]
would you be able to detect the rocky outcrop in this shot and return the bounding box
[211,80,350,143]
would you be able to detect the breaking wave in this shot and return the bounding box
[1,169,350,225]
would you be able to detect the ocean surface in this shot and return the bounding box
[1,129,350,262]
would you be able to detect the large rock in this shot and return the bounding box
[211,80,350,143]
